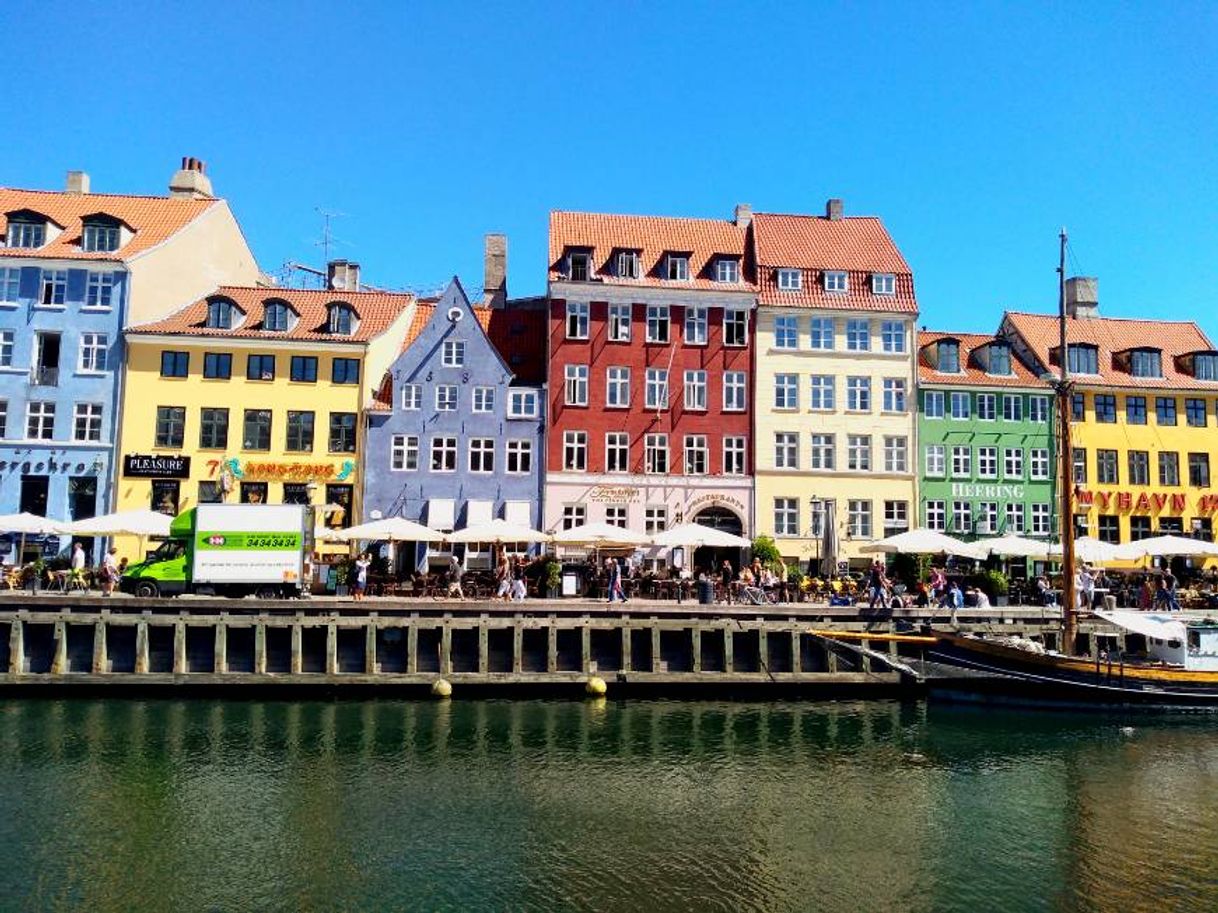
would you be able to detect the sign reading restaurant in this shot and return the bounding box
[123,454,191,479]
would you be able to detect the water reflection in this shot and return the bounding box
[0,699,1214,912]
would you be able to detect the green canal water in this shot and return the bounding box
[0,699,1215,913]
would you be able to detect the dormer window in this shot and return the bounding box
[1196,354,1218,381]
[616,250,641,279]
[206,299,239,329]
[81,219,121,253]
[667,255,689,281]
[872,273,895,295]
[777,268,802,291]
[937,340,961,373]
[716,258,740,283]
[987,343,1013,376]
[824,271,848,293]
[6,219,44,249]
[1130,349,1162,378]
[1066,343,1099,375]
[263,300,293,332]
[327,303,355,335]
[568,252,590,282]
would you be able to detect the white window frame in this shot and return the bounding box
[847,434,871,471]
[442,340,466,367]
[401,383,422,410]
[774,373,799,410]
[716,258,739,283]
[26,401,55,440]
[846,376,871,412]
[976,502,998,535]
[723,372,746,411]
[506,439,532,475]
[644,433,668,474]
[925,500,946,532]
[468,438,495,474]
[925,445,946,477]
[605,431,629,473]
[1030,396,1051,424]
[72,402,103,442]
[436,385,458,411]
[606,366,630,408]
[644,506,668,534]
[507,389,538,419]
[667,255,689,281]
[977,393,997,421]
[774,315,798,349]
[646,304,670,343]
[847,500,872,538]
[723,308,748,347]
[774,432,799,469]
[951,446,972,477]
[684,306,708,345]
[0,267,19,304]
[809,375,835,411]
[873,274,896,296]
[617,250,641,279]
[645,368,669,410]
[684,369,707,411]
[977,446,998,479]
[78,333,108,372]
[565,302,590,339]
[430,436,458,472]
[882,378,906,413]
[562,504,587,529]
[1030,448,1050,481]
[949,392,971,420]
[568,252,590,281]
[723,436,747,475]
[40,269,67,307]
[809,317,834,350]
[683,435,708,475]
[391,434,419,471]
[810,433,835,470]
[845,319,871,351]
[85,272,115,310]
[608,303,631,342]
[924,391,945,419]
[1004,448,1024,479]
[564,364,589,406]
[1005,503,1025,534]
[1002,395,1023,422]
[952,501,972,534]
[774,498,799,537]
[605,506,628,528]
[884,436,908,473]
[777,268,802,291]
[824,271,848,293]
[1031,503,1051,536]
[563,431,588,471]
[880,319,905,352]
[472,386,495,413]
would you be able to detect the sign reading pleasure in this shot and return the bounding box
[124,454,191,479]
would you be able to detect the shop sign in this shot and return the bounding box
[685,493,746,512]
[124,454,191,478]
[588,485,639,503]
[1074,488,1205,514]
[206,458,357,482]
[950,483,1025,499]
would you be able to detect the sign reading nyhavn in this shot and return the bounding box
[124,454,191,478]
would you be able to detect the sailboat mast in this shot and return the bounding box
[1057,228,1078,655]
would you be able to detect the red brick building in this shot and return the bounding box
[544,208,756,551]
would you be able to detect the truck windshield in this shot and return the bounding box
[150,540,185,561]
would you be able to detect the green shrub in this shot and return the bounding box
[751,535,781,567]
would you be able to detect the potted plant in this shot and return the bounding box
[979,568,1010,606]
[334,560,351,597]
[544,559,561,599]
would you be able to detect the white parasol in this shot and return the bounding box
[1112,535,1218,562]
[973,534,1056,560]
[552,522,652,547]
[446,518,551,544]
[337,516,446,543]
[860,528,986,559]
[0,512,70,567]
[650,523,751,549]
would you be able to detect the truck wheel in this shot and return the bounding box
[133,581,159,598]
[254,586,279,600]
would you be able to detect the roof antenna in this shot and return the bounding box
[314,207,349,264]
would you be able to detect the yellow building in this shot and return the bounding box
[114,266,416,560]
[1004,280,1218,553]
[749,205,918,569]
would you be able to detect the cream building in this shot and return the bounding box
[750,203,919,570]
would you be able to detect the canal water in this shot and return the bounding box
[0,699,1215,913]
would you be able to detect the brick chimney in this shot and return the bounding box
[826,198,844,221]
[1065,277,1099,319]
[734,203,752,228]
[327,259,361,292]
[483,233,507,308]
[168,156,214,198]
[65,171,90,194]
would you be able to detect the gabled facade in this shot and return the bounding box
[364,278,546,571]
[750,202,918,569]
[1003,279,1218,547]
[917,331,1056,541]
[545,208,755,556]
[0,160,258,562]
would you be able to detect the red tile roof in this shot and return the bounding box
[548,210,753,291]
[0,188,217,261]
[751,212,917,312]
[1002,312,1218,392]
[129,285,416,343]
[918,331,1046,388]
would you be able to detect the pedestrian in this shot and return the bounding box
[867,561,888,609]
[510,556,527,602]
[947,579,964,625]
[496,554,512,601]
[101,547,119,597]
[447,554,465,599]
[720,560,734,604]
[352,552,370,601]
[929,566,947,603]
[606,557,626,603]
[1164,569,1180,611]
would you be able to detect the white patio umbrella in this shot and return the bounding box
[0,512,70,568]
[973,534,1056,560]
[1113,535,1218,562]
[68,509,172,537]
[337,516,446,543]
[446,518,551,544]
[1048,536,1120,564]
[650,523,751,549]
[861,528,986,559]
[552,522,652,547]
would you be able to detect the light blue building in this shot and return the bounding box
[364,277,546,572]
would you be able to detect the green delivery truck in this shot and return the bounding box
[121,504,309,598]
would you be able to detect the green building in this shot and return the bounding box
[917,332,1057,540]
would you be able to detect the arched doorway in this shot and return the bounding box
[690,506,746,576]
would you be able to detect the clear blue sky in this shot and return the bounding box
[3,1,1216,336]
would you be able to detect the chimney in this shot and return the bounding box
[483,233,508,308]
[327,259,361,292]
[734,203,752,228]
[168,156,214,198]
[1065,276,1099,319]
[65,171,90,194]
[826,198,844,221]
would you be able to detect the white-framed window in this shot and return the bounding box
[976,502,998,535]
[508,389,538,418]
[563,431,587,471]
[809,317,834,350]
[7,220,44,249]
[436,385,458,411]
[82,222,120,252]
[774,315,798,349]
[562,504,587,529]
[846,319,870,351]
[774,498,799,537]
[952,500,972,534]
[645,368,669,410]
[882,378,906,412]
[391,434,419,471]
[949,392,971,419]
[884,501,909,536]
[606,366,630,408]
[809,375,835,410]
[0,267,19,304]
[79,333,108,372]
[568,252,590,281]
[1005,503,1025,534]
[846,376,871,411]
[430,436,458,472]
[774,373,799,410]
[777,268,802,291]
[617,250,641,279]
[506,439,532,474]
[472,386,495,413]
[925,444,946,477]
[976,393,996,421]
[565,364,589,406]
[723,436,747,475]
[401,383,421,410]
[1002,395,1023,422]
[684,306,708,345]
[644,506,668,535]
[774,432,799,469]
[608,303,631,341]
[824,271,848,293]
[847,434,871,471]
[873,274,896,296]
[646,304,670,343]
[810,433,835,470]
[605,432,629,472]
[85,272,115,309]
[716,258,739,283]
[925,500,946,532]
[977,446,998,479]
[684,370,707,410]
[40,270,67,306]
[884,436,908,473]
[667,255,689,281]
[880,319,905,352]
[684,435,708,475]
[723,308,747,347]
[1004,448,1024,479]
[73,403,103,442]
[1030,448,1050,480]
[469,438,495,473]
[1031,503,1051,536]
[26,402,55,440]
[723,372,746,411]
[566,302,589,339]
[605,506,628,528]
[1030,396,1051,424]
[442,340,465,367]
[952,446,972,477]
[924,391,945,419]
[644,433,668,473]
[0,400,7,438]
[848,500,872,538]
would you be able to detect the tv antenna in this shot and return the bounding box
[314,207,350,263]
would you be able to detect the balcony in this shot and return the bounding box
[30,367,59,387]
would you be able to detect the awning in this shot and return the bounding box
[1093,610,1188,643]
[427,498,455,531]
[504,500,531,526]
[466,499,494,527]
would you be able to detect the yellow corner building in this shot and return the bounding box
[114,266,416,560]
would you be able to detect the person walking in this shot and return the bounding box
[1164,569,1180,611]
[867,561,888,610]
[447,554,465,600]
[606,557,626,603]
[352,553,370,601]
[719,560,734,604]
[101,547,119,597]
[510,556,527,602]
